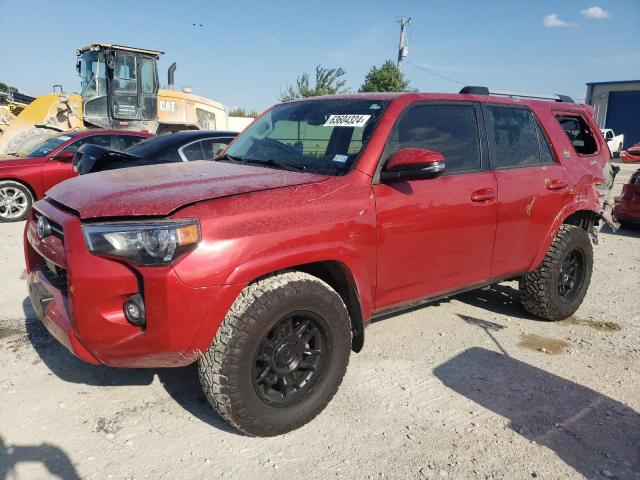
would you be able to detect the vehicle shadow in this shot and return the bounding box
[433,347,640,479]
[21,298,242,435]
[601,224,640,238]
[0,435,80,480]
[454,283,538,321]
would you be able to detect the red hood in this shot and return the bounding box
[46,161,329,219]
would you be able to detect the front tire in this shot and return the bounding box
[0,180,33,222]
[198,271,352,436]
[519,225,593,321]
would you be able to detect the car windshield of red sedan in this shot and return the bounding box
[220,99,389,175]
[17,134,74,158]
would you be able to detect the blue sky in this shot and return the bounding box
[1,0,638,111]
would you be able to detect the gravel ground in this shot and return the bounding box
[1,164,639,480]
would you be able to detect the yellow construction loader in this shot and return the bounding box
[0,44,251,154]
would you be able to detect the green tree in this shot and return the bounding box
[228,107,260,117]
[359,60,414,93]
[280,65,348,101]
[228,107,247,117]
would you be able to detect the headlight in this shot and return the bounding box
[83,219,200,266]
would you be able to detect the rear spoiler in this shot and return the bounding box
[73,143,141,175]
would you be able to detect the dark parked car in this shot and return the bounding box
[0,129,151,222]
[74,130,238,175]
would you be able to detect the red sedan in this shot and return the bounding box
[615,168,640,227]
[621,143,640,164]
[0,129,151,221]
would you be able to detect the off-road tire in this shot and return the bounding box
[0,180,34,222]
[519,225,593,321]
[198,271,352,437]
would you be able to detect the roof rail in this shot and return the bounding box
[459,86,574,103]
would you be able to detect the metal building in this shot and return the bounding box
[586,80,640,148]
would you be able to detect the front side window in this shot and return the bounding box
[19,134,73,158]
[485,106,539,168]
[79,51,107,99]
[222,99,388,175]
[555,114,598,155]
[383,104,481,173]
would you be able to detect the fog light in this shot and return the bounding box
[123,294,146,328]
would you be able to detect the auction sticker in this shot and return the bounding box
[324,114,371,127]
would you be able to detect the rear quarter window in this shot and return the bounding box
[554,114,598,156]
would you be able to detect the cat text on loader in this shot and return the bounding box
[0,44,250,154]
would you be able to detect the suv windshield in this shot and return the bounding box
[18,134,74,158]
[221,99,389,175]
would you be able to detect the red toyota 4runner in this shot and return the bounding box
[24,88,615,436]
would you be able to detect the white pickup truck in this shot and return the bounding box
[601,129,624,157]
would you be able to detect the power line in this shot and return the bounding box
[406,60,467,86]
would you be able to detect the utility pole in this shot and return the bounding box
[397,17,411,71]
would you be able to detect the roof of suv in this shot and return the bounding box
[285,92,589,112]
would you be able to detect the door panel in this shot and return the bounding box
[374,172,498,310]
[41,135,111,192]
[491,164,570,277]
[484,104,570,278]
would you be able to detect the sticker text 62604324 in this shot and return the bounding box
[323,115,371,128]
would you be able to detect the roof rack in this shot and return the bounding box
[459,86,574,103]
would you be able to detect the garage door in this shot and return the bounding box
[606,90,640,147]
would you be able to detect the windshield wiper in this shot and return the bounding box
[244,158,307,172]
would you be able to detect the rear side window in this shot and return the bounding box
[180,141,205,161]
[384,104,481,173]
[485,106,539,168]
[201,138,232,158]
[112,135,148,151]
[555,114,598,155]
[535,123,556,165]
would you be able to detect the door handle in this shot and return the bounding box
[471,188,496,202]
[547,180,568,191]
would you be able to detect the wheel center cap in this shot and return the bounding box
[276,344,296,365]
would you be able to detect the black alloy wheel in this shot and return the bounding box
[252,312,329,407]
[557,249,586,302]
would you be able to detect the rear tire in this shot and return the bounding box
[198,271,352,436]
[519,225,593,321]
[0,180,33,222]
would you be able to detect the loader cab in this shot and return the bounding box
[76,44,161,131]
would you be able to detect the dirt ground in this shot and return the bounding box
[1,164,639,480]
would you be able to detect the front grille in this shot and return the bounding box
[33,211,64,240]
[41,259,68,295]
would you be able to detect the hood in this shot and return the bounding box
[46,160,329,219]
[0,155,46,167]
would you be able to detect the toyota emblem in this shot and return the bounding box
[37,216,52,239]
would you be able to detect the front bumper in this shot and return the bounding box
[24,200,220,367]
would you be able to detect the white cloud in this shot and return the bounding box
[581,6,610,19]
[543,13,575,28]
